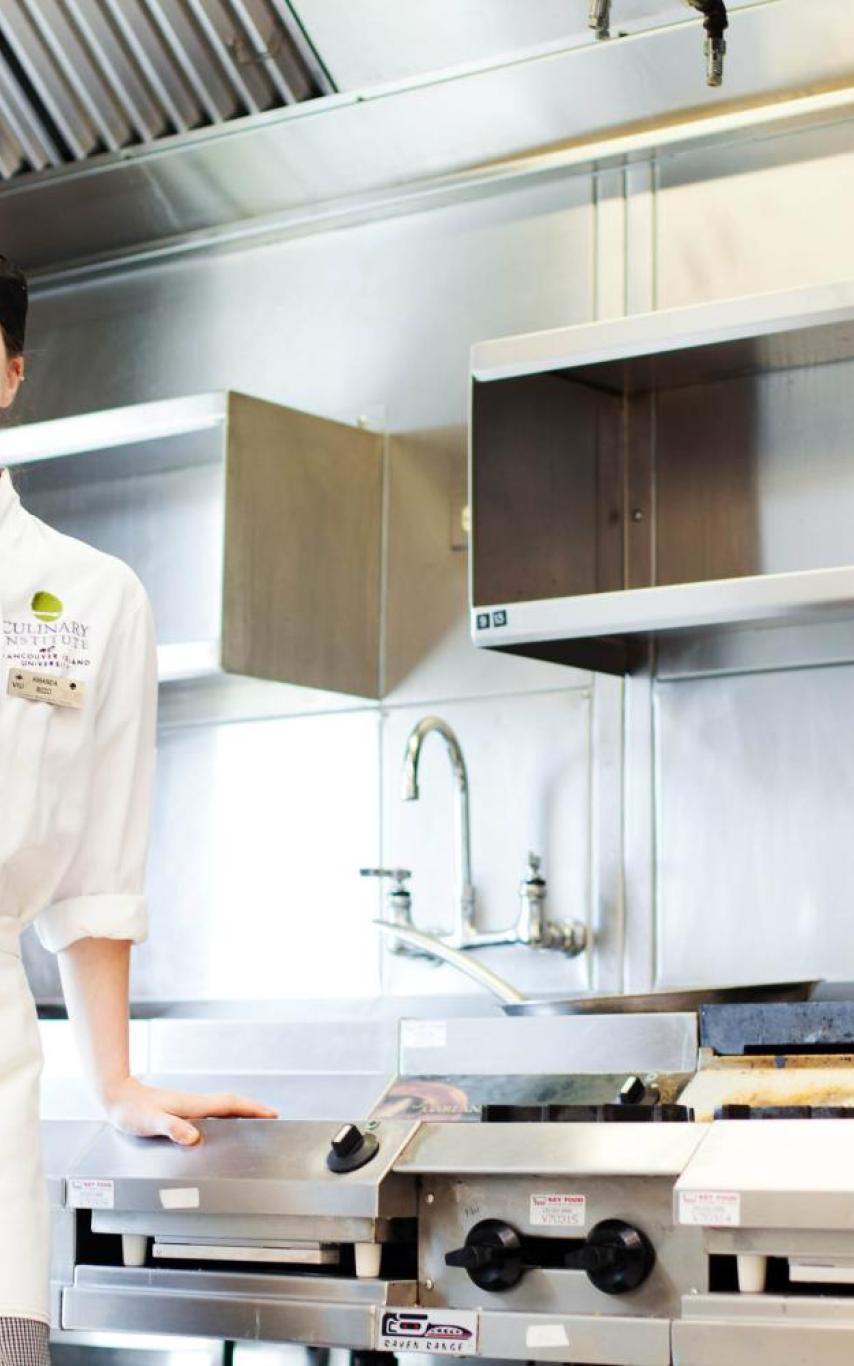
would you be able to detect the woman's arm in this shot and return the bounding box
[59,938,277,1145]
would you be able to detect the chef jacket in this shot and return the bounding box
[0,465,157,1323]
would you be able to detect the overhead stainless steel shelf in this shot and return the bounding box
[470,280,854,387]
[0,390,383,698]
[0,391,227,464]
[469,279,854,676]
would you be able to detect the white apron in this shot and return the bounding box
[0,925,49,1323]
[0,470,158,1321]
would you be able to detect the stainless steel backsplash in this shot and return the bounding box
[20,110,854,1004]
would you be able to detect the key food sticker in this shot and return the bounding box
[68,1178,114,1210]
[379,1310,478,1356]
[679,1190,741,1227]
[530,1193,586,1228]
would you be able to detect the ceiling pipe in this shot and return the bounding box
[589,3,728,85]
[683,0,729,86]
[588,0,611,41]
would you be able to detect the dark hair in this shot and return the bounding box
[0,254,28,357]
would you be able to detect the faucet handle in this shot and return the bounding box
[360,867,412,892]
[525,851,544,882]
[361,869,416,957]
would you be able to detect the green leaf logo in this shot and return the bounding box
[32,591,63,623]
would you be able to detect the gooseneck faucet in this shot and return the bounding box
[365,716,586,959]
[401,717,479,947]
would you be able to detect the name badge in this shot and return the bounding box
[7,668,86,709]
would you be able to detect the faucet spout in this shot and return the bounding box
[401,717,475,944]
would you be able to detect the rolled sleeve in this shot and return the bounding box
[35,893,148,954]
[34,583,158,954]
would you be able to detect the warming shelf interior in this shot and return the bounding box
[469,280,854,675]
[0,391,383,700]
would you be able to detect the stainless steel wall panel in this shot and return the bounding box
[656,618,854,681]
[625,161,656,316]
[23,177,593,426]
[654,666,854,988]
[623,667,656,994]
[132,709,383,1002]
[594,168,628,322]
[656,119,854,308]
[590,673,625,994]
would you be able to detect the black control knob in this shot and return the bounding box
[444,1219,524,1291]
[619,1076,647,1105]
[566,1219,655,1295]
[326,1124,380,1173]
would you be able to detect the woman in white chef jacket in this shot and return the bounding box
[0,257,277,1366]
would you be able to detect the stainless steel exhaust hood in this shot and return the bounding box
[6,1,854,278]
[0,0,333,180]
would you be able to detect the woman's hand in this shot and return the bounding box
[104,1076,278,1145]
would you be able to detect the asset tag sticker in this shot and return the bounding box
[159,1187,200,1210]
[401,1020,447,1050]
[526,1324,570,1348]
[7,668,85,709]
[679,1190,741,1227]
[378,1310,478,1356]
[530,1193,586,1228]
[68,1178,114,1210]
